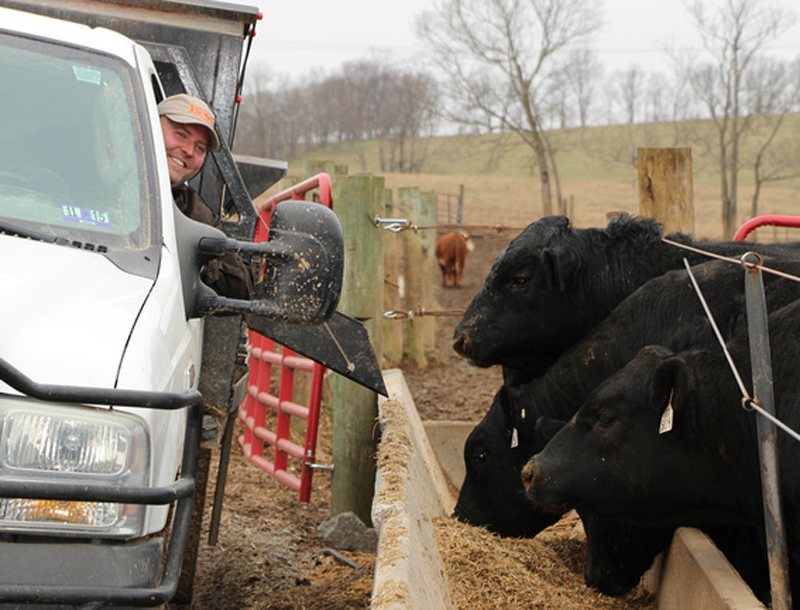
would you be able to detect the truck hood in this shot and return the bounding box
[0,236,153,390]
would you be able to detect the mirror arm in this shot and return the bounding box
[198,236,294,259]
[194,295,332,324]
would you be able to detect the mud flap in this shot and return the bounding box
[245,311,388,397]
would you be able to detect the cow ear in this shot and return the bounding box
[541,246,580,292]
[499,385,527,448]
[535,416,566,444]
[652,355,694,435]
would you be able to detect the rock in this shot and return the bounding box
[317,511,378,553]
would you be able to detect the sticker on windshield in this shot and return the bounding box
[72,65,102,85]
[61,205,111,229]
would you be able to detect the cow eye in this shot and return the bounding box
[595,410,617,428]
[507,273,530,289]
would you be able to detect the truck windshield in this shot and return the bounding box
[0,32,156,261]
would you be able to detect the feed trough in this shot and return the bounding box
[370,369,766,610]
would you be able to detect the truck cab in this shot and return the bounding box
[0,3,345,606]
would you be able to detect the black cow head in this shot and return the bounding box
[455,385,674,597]
[452,214,674,378]
[452,386,562,537]
[522,344,742,526]
[452,215,590,375]
[581,515,674,597]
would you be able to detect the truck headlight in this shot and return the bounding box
[0,398,150,538]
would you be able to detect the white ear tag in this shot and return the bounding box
[659,390,674,434]
[520,408,526,420]
[510,427,519,448]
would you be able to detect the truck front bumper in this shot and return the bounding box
[0,537,163,596]
[0,357,203,607]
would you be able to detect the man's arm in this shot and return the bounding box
[173,185,255,300]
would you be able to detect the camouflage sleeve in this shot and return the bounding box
[175,185,255,299]
[201,251,255,300]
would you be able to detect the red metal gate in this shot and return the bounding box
[239,174,332,502]
[734,214,800,241]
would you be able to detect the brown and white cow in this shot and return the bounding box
[435,231,474,288]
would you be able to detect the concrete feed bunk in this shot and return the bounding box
[371,369,767,610]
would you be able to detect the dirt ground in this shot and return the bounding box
[182,228,648,610]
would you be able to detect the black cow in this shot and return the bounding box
[454,259,800,596]
[523,299,800,602]
[455,384,674,595]
[453,214,800,384]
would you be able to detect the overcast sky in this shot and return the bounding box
[243,0,800,82]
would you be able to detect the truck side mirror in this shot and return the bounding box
[253,200,344,323]
[181,200,344,324]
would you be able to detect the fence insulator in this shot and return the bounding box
[383,307,465,319]
[373,215,414,232]
[373,216,526,234]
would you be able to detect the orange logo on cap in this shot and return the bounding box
[189,104,214,128]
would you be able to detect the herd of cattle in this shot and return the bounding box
[449,213,800,604]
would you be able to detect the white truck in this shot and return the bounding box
[0,1,365,606]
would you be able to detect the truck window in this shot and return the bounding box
[0,32,156,254]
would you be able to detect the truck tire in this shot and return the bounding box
[172,445,212,605]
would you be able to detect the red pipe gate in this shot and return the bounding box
[239,174,333,502]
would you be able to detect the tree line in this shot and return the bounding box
[234,0,800,238]
[234,59,439,173]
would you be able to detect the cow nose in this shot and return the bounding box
[520,459,535,491]
[452,332,469,357]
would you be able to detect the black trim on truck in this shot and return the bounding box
[0,357,203,607]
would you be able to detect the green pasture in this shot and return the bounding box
[292,114,800,190]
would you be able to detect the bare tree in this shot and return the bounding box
[234,69,309,160]
[416,0,601,215]
[564,48,602,128]
[543,69,573,129]
[743,57,800,216]
[377,71,440,173]
[680,0,796,238]
[616,66,646,124]
[236,59,438,173]
[642,71,698,124]
[320,59,391,170]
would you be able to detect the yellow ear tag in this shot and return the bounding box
[659,389,674,434]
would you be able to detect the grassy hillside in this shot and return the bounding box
[277,116,800,242]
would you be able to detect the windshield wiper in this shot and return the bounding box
[0,220,70,245]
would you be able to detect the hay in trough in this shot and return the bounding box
[434,515,658,610]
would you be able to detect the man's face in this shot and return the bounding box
[160,116,211,187]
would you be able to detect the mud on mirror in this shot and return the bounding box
[256,200,344,324]
[193,200,343,325]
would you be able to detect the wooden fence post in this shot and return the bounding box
[420,190,440,362]
[330,175,385,526]
[637,148,695,235]
[398,187,426,368]
[382,189,404,366]
[458,184,464,224]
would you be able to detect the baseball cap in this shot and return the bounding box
[157,93,221,152]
